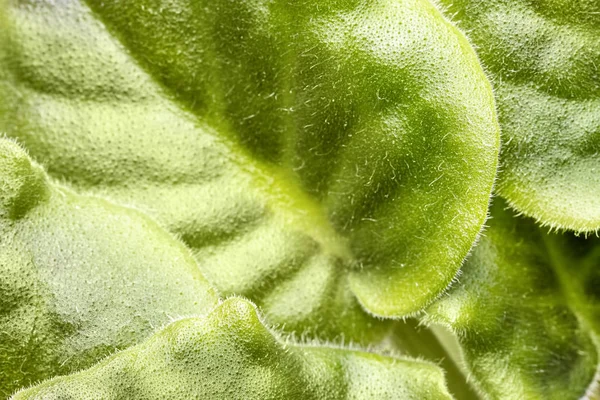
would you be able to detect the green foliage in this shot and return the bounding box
[426,200,600,399]
[0,139,218,396]
[0,0,598,399]
[0,0,498,344]
[439,0,600,232]
[13,298,454,400]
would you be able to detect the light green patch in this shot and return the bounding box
[439,0,600,232]
[0,139,218,396]
[0,0,499,342]
[13,298,454,400]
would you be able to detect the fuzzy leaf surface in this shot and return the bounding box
[0,139,218,396]
[440,0,600,232]
[13,298,454,400]
[0,0,500,341]
[426,199,600,399]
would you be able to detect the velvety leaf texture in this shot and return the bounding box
[425,199,600,400]
[0,0,499,344]
[0,138,218,396]
[439,0,600,232]
[11,0,598,399]
[12,298,454,400]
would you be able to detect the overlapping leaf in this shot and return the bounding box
[384,320,481,399]
[425,199,600,399]
[0,139,218,396]
[0,0,499,342]
[439,0,600,232]
[13,298,454,400]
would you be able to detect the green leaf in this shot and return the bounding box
[425,199,600,399]
[0,138,218,396]
[385,320,482,400]
[438,0,600,232]
[0,0,500,341]
[12,298,454,400]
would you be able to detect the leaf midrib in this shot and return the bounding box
[77,0,355,264]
